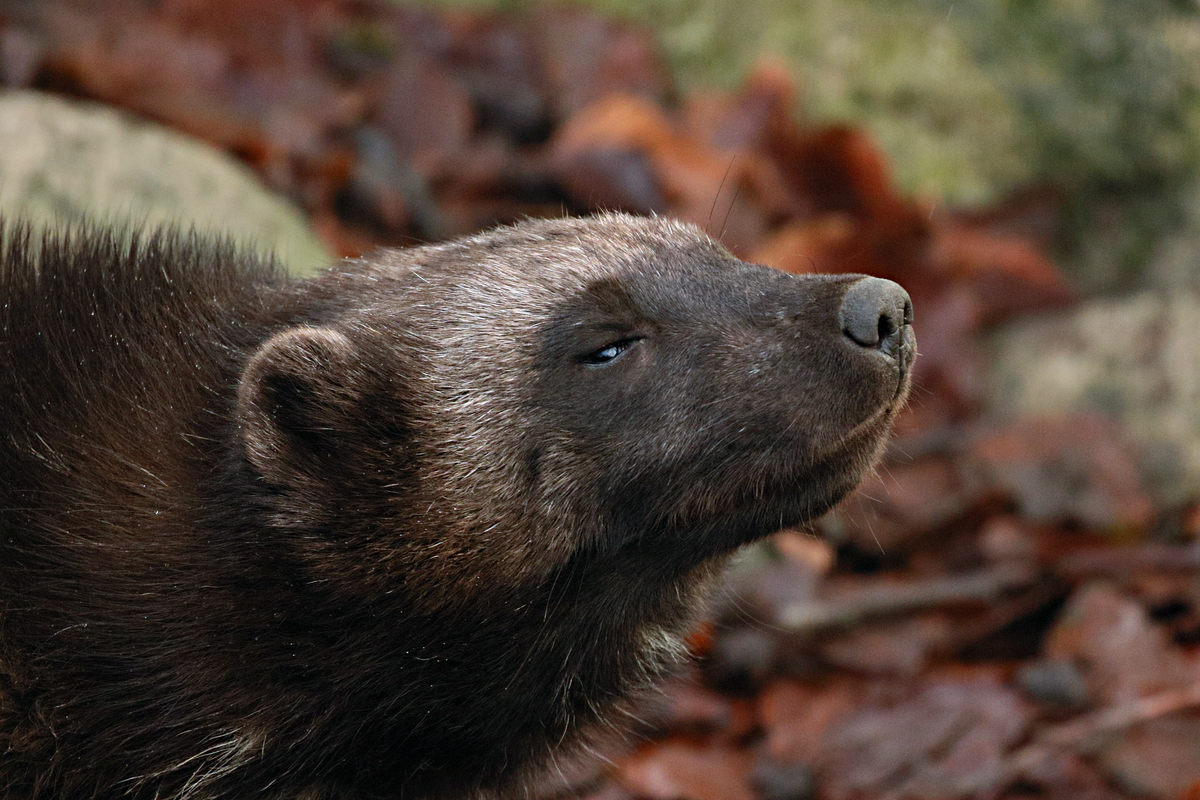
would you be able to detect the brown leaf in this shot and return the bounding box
[771,126,912,223]
[1098,717,1200,798]
[1044,582,1198,707]
[619,739,755,800]
[35,0,365,167]
[550,93,784,254]
[931,219,1075,326]
[684,62,799,155]
[759,678,860,764]
[819,676,1031,799]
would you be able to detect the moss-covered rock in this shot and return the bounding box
[988,290,1200,506]
[0,90,331,274]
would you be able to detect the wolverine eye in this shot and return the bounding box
[583,337,641,366]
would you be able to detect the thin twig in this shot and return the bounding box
[1003,682,1200,781]
[1056,542,1200,578]
[776,563,1038,633]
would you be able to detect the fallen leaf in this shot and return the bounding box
[1097,717,1200,798]
[818,676,1031,799]
[1044,582,1198,706]
[619,739,755,800]
[759,678,860,764]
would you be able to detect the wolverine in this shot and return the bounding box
[0,213,913,799]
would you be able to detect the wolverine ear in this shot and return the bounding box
[236,326,364,487]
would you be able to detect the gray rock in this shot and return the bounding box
[0,90,330,274]
[987,291,1200,505]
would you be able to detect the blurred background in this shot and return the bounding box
[2,0,1200,797]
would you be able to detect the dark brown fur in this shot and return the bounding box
[0,214,913,799]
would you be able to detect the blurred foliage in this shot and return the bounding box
[410,0,1200,290]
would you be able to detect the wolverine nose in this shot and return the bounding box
[839,277,913,356]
